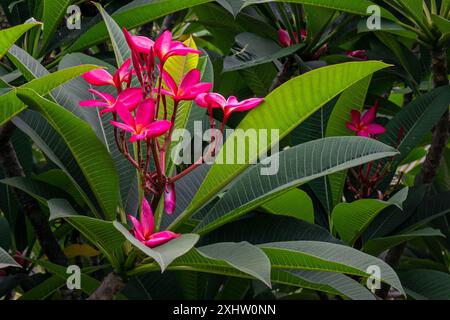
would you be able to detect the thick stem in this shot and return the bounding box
[0,123,67,267]
[418,47,450,184]
[88,272,125,300]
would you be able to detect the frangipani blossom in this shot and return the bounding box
[83,59,132,90]
[195,93,264,118]
[79,88,142,115]
[111,98,172,142]
[154,31,202,64]
[164,182,176,215]
[128,198,181,248]
[123,28,154,55]
[346,102,386,137]
[161,69,212,102]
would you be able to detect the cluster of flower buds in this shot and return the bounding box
[278,28,307,47]
[80,29,264,247]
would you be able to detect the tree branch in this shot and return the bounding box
[88,272,125,300]
[0,122,67,267]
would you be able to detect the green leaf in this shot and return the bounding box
[223,32,302,72]
[68,0,215,53]
[0,246,20,269]
[278,269,376,300]
[242,0,397,21]
[262,189,314,223]
[93,2,130,66]
[380,86,450,167]
[259,241,404,295]
[399,269,450,300]
[363,228,444,256]
[431,14,450,35]
[400,191,450,232]
[326,76,372,207]
[20,275,66,300]
[173,61,391,230]
[113,221,199,272]
[332,187,409,245]
[197,242,272,287]
[32,260,102,296]
[0,22,41,59]
[41,0,73,52]
[48,199,125,270]
[195,137,398,234]
[16,89,120,220]
[0,64,101,125]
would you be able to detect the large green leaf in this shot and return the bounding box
[94,2,130,66]
[68,0,215,53]
[129,248,372,299]
[41,0,73,52]
[259,241,404,295]
[0,247,20,269]
[0,22,41,59]
[0,64,100,125]
[48,199,125,270]
[332,187,409,245]
[16,90,120,220]
[363,228,444,256]
[194,137,398,234]
[399,269,450,300]
[113,221,199,272]
[171,61,391,230]
[198,242,272,287]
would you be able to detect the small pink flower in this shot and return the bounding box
[153,31,202,64]
[161,69,212,102]
[278,28,307,47]
[128,198,181,248]
[83,59,132,90]
[79,88,142,115]
[123,28,154,55]
[346,50,368,60]
[196,93,264,118]
[164,182,176,215]
[111,98,171,142]
[346,102,386,138]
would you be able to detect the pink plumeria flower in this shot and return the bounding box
[346,50,368,60]
[278,28,307,47]
[153,31,202,64]
[161,69,212,102]
[123,28,154,55]
[79,88,142,115]
[111,98,172,142]
[196,93,264,118]
[346,102,386,138]
[82,59,132,90]
[128,198,181,248]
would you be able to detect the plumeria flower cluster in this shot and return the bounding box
[278,28,307,47]
[345,101,403,200]
[80,29,264,248]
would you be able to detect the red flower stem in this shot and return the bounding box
[160,100,179,172]
[112,113,123,154]
[150,139,164,189]
[155,62,165,117]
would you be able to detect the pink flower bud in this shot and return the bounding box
[164,183,176,215]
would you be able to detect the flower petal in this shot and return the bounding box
[110,121,135,133]
[357,130,371,138]
[345,122,358,132]
[128,214,145,242]
[136,99,155,127]
[88,89,116,105]
[144,231,181,248]
[117,88,142,111]
[115,100,136,127]
[180,69,201,90]
[365,123,386,135]
[116,59,131,84]
[161,70,178,95]
[79,100,109,107]
[154,30,173,62]
[83,69,114,86]
[234,98,264,112]
[350,110,361,126]
[145,120,172,138]
[140,198,154,238]
[361,106,377,125]
[278,29,292,47]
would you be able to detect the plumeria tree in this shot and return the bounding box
[0,0,449,301]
